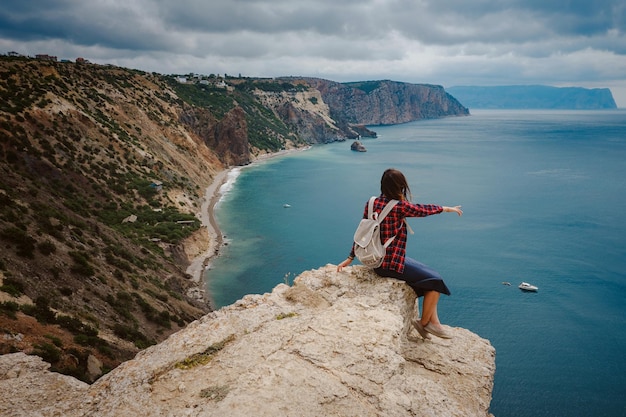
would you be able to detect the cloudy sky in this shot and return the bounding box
[2,0,625,106]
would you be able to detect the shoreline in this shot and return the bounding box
[185,147,310,285]
[185,169,229,283]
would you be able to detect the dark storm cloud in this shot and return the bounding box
[157,1,359,35]
[2,0,624,53]
[0,1,173,51]
[387,0,625,46]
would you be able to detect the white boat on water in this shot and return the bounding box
[519,282,538,292]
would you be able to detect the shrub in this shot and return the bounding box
[19,303,36,316]
[0,301,19,319]
[112,323,154,349]
[33,296,56,324]
[73,333,101,347]
[155,310,172,329]
[32,342,61,363]
[0,277,25,297]
[37,240,57,255]
[69,251,95,277]
[59,287,73,296]
[45,334,63,347]
[56,315,85,333]
[56,314,104,347]
[0,226,36,258]
[50,266,61,279]
[135,296,157,320]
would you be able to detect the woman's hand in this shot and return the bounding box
[337,257,353,272]
[443,205,463,216]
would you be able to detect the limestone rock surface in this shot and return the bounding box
[0,265,495,417]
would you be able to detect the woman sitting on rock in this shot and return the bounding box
[337,168,463,339]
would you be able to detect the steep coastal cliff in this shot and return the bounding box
[242,77,469,143]
[292,78,470,126]
[0,266,495,417]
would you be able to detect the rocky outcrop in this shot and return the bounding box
[293,78,470,126]
[351,124,378,138]
[351,140,367,152]
[0,265,495,417]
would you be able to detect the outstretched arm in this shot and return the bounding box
[442,205,463,216]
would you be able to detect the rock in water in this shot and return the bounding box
[351,140,367,152]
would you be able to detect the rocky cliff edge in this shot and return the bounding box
[0,265,495,417]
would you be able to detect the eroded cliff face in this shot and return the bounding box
[255,78,468,144]
[0,265,495,417]
[297,78,470,125]
[253,89,346,143]
[179,105,251,166]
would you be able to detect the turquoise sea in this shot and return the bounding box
[207,110,626,417]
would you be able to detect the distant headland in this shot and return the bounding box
[446,85,617,110]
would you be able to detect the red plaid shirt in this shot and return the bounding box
[351,195,443,273]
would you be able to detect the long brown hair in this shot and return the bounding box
[381,168,412,201]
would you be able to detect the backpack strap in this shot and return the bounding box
[367,196,399,248]
[367,196,399,221]
[378,199,398,222]
[370,196,414,235]
[379,199,399,248]
[367,196,377,220]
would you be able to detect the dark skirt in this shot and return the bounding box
[374,256,451,297]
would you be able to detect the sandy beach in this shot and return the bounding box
[185,169,230,283]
